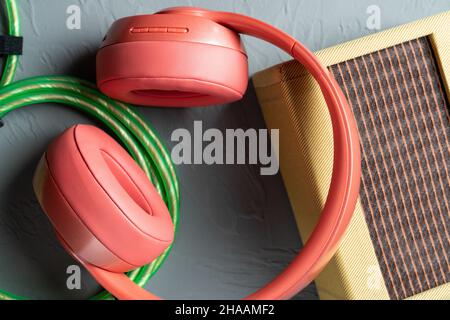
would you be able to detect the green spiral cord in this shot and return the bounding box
[1,0,20,86]
[0,76,180,300]
[0,1,180,300]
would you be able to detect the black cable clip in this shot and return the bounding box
[0,118,4,128]
[0,35,23,55]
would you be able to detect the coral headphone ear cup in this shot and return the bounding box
[96,13,248,107]
[33,125,174,273]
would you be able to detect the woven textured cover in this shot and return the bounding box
[253,12,450,300]
[330,37,449,299]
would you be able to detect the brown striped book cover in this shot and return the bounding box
[253,12,450,300]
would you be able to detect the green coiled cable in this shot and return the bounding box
[0,76,180,300]
[0,0,180,300]
[2,0,20,86]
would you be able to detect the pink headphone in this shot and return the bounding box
[34,7,361,299]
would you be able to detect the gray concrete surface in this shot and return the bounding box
[0,0,449,300]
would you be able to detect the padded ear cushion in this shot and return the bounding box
[96,13,248,107]
[33,125,173,272]
[97,40,248,107]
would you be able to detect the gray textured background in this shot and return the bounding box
[0,0,449,300]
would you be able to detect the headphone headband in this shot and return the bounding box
[157,7,297,52]
[89,7,361,300]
